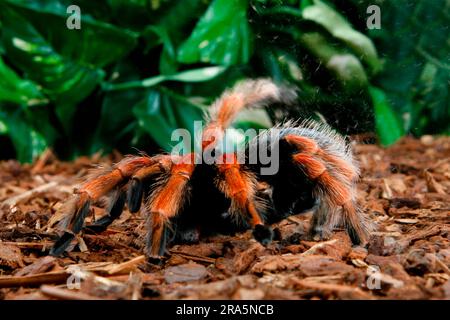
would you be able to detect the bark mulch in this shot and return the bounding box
[0,136,449,300]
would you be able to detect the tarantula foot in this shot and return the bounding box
[253,224,274,245]
[308,227,332,242]
[49,232,75,256]
[146,255,165,266]
[177,228,200,244]
[50,197,91,256]
[84,216,112,233]
[86,191,127,234]
[127,179,144,213]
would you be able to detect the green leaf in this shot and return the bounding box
[259,47,304,84]
[91,62,147,153]
[0,3,105,131]
[0,1,138,131]
[105,66,227,91]
[0,105,48,162]
[177,0,253,65]
[300,0,314,10]
[132,88,203,152]
[143,26,179,75]
[152,0,207,42]
[168,66,227,82]
[133,91,174,151]
[3,0,138,67]
[366,0,450,135]
[369,86,404,146]
[233,108,273,130]
[302,0,381,73]
[299,32,368,92]
[0,56,47,106]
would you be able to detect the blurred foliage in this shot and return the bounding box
[343,0,449,141]
[0,0,448,162]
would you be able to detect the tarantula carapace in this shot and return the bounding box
[49,79,372,259]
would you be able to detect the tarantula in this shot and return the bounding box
[49,79,372,259]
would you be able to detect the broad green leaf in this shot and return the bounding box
[219,109,273,153]
[109,0,207,32]
[133,91,174,151]
[141,26,179,75]
[152,0,207,42]
[299,32,368,92]
[178,0,253,66]
[233,108,273,130]
[157,86,204,132]
[1,1,138,132]
[365,0,450,135]
[369,86,404,146]
[132,86,205,153]
[3,0,138,67]
[258,47,304,84]
[0,120,7,134]
[0,105,48,162]
[169,66,227,82]
[0,56,47,106]
[105,66,227,91]
[300,0,314,10]
[91,61,146,153]
[0,3,105,131]
[302,0,381,73]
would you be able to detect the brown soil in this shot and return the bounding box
[0,136,449,300]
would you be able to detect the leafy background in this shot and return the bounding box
[0,0,448,162]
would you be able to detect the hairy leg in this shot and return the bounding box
[145,154,195,258]
[286,135,371,244]
[50,156,169,256]
[216,153,273,245]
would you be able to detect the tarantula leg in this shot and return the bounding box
[341,200,372,245]
[217,154,273,245]
[284,134,357,180]
[127,179,144,213]
[127,158,171,213]
[85,189,127,233]
[307,200,335,241]
[246,201,273,245]
[146,214,170,261]
[290,152,370,244]
[49,193,91,256]
[50,156,155,256]
[146,154,195,259]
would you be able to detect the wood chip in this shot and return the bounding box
[40,285,99,300]
[1,181,59,208]
[107,255,146,275]
[395,218,419,224]
[424,170,447,194]
[0,243,24,268]
[293,278,373,299]
[164,262,207,284]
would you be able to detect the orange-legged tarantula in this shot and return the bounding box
[50,79,372,259]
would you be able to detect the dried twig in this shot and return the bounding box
[107,255,146,275]
[435,257,450,275]
[40,285,99,300]
[301,239,338,256]
[31,149,55,175]
[0,241,53,250]
[0,271,69,288]
[293,278,373,299]
[1,181,59,208]
[169,250,216,264]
